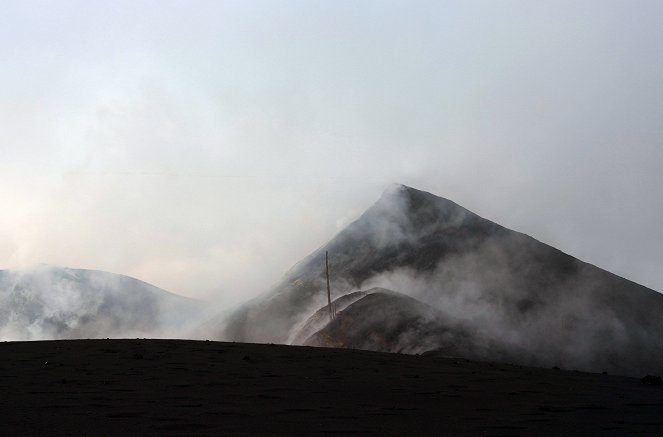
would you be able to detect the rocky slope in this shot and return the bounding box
[220,185,663,376]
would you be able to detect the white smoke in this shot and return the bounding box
[0,265,208,341]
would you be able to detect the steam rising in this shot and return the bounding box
[221,185,663,376]
[2,1,663,302]
[1,183,662,377]
[0,265,204,341]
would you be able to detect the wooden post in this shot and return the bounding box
[326,251,332,321]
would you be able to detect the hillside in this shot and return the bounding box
[0,266,202,340]
[220,185,663,376]
[303,289,475,354]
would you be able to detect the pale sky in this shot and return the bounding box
[2,1,663,305]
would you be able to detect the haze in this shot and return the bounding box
[2,0,662,306]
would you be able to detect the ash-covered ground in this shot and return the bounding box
[1,339,662,436]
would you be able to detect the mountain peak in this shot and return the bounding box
[221,185,663,376]
[369,184,488,238]
[379,183,429,201]
[378,184,464,213]
[381,182,409,196]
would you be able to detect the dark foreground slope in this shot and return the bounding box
[1,339,662,436]
[0,266,202,340]
[221,185,663,376]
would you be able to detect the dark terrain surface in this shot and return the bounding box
[1,339,662,436]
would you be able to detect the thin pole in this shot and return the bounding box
[326,251,332,321]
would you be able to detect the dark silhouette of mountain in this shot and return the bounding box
[0,265,202,340]
[220,184,663,376]
[222,184,492,343]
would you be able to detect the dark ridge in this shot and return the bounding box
[221,185,504,343]
[217,185,663,377]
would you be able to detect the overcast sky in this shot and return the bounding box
[1,0,662,305]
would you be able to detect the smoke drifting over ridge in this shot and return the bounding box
[2,1,663,303]
[0,266,204,341]
[357,239,657,374]
[221,185,663,376]
[2,185,662,376]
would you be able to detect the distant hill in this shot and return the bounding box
[220,185,663,376]
[0,266,202,340]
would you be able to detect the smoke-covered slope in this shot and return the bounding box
[0,266,202,340]
[303,289,479,354]
[222,184,495,343]
[302,289,646,374]
[221,185,663,376]
[221,183,565,343]
[290,290,369,345]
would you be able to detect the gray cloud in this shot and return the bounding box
[1,1,662,306]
